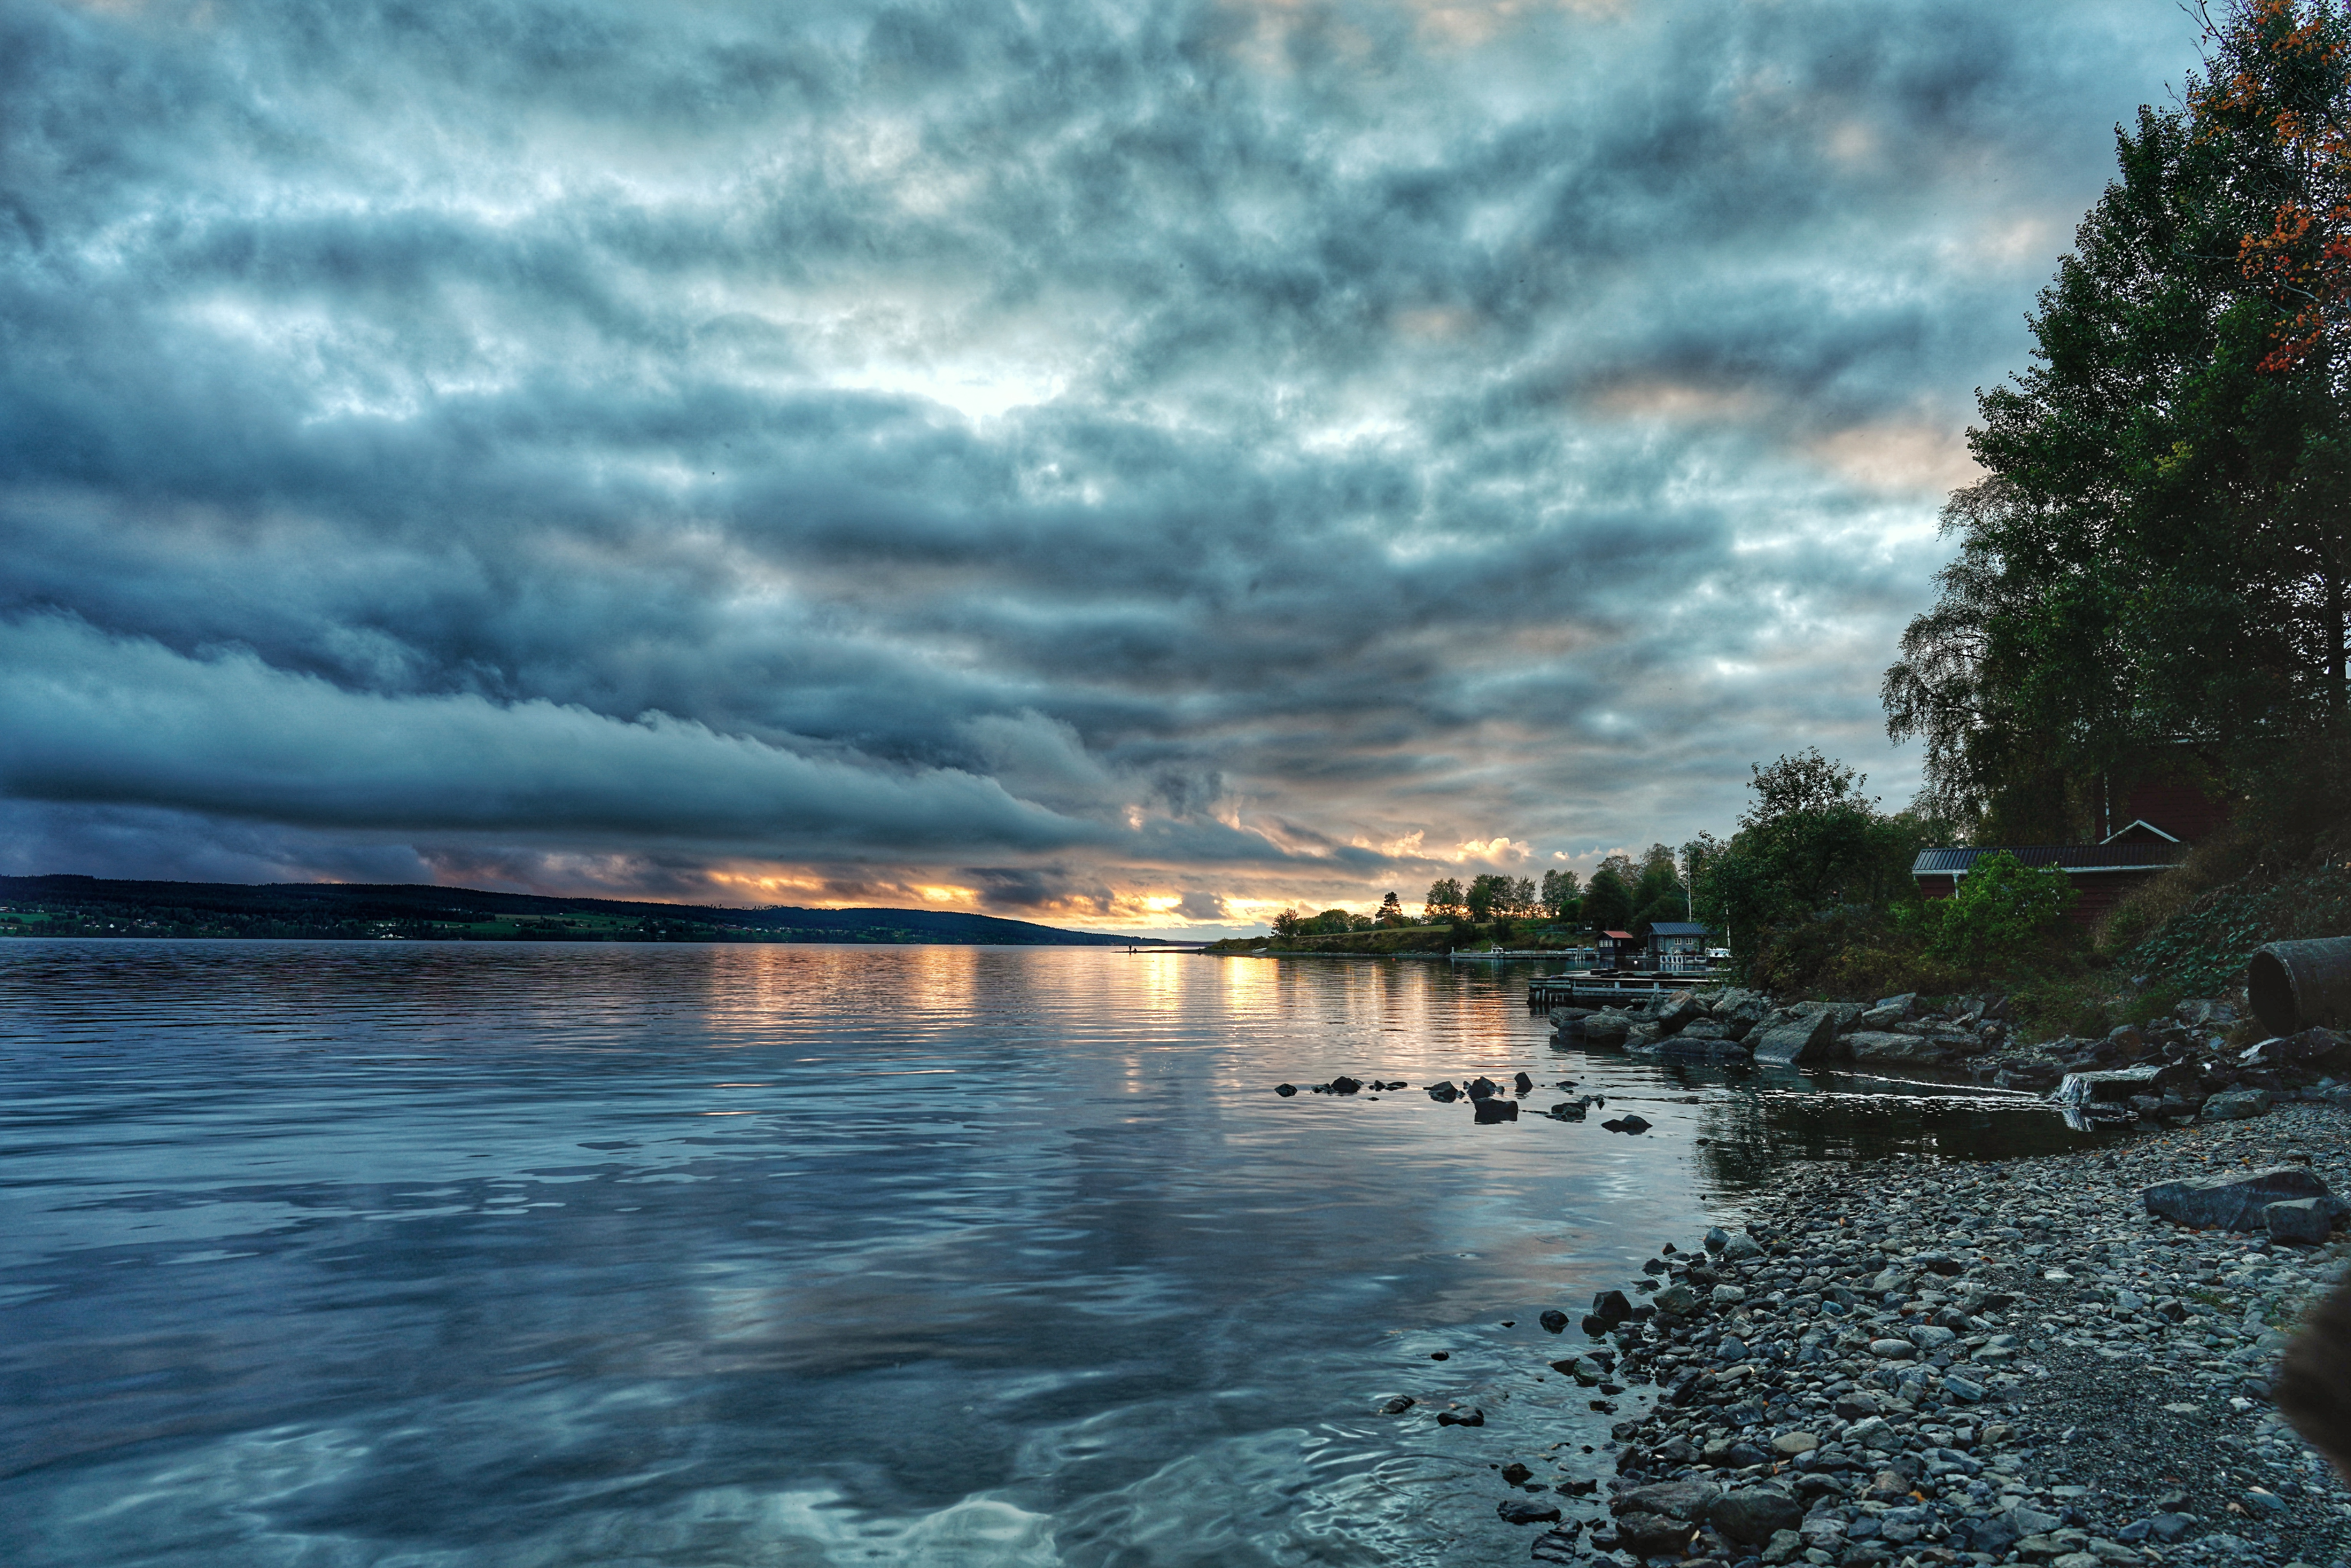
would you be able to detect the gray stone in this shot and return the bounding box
[1873,992,1919,1019]
[1499,1497,1565,1526]
[2008,1505,2063,1537]
[1724,1231,1766,1261]
[2267,1197,2334,1243]
[1614,1478,1717,1521]
[2142,1163,2330,1230]
[1607,1510,1697,1555]
[1763,1527,1806,1565]
[1651,1282,1700,1317]
[1846,1031,1952,1066]
[2201,1089,2273,1121]
[1959,1515,2021,1554]
[1805,1000,1869,1034]
[1578,1012,1632,1050]
[1844,1416,1900,1451]
[1753,1010,1840,1066]
[1709,1487,1805,1545]
[1653,989,1705,1035]
[1867,1338,1916,1359]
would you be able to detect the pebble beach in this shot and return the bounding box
[1470,1103,2351,1568]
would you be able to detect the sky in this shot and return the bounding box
[0,0,2208,938]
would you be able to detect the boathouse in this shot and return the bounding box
[1596,930,1640,967]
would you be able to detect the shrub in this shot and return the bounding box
[1902,852,2076,970]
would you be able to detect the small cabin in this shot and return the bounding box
[1596,930,1640,968]
[1647,921,1710,973]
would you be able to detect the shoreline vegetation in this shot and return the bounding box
[0,873,1162,947]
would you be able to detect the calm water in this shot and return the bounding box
[0,942,2091,1567]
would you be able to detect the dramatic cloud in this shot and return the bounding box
[0,0,2205,932]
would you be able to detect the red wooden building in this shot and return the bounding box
[1909,772,2224,926]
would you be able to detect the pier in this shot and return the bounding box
[1526,970,1714,1009]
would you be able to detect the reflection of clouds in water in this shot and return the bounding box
[22,1429,1064,1568]
[0,947,2107,1567]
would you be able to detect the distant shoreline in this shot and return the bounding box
[0,873,1167,948]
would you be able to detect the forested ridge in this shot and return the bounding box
[0,875,1152,946]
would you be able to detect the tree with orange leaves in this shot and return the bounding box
[2195,0,2351,380]
[1886,1,2351,845]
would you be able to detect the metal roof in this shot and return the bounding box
[1647,922,1710,936]
[1911,844,2188,877]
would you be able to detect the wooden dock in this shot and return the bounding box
[1526,971,1714,1009]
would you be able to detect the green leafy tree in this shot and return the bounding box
[1582,865,1634,933]
[1539,868,1581,922]
[1424,878,1465,921]
[1691,751,1944,978]
[1464,873,1514,921]
[1629,843,1686,934]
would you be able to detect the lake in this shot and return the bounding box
[0,941,2089,1566]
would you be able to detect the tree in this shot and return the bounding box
[1884,0,2351,839]
[1377,890,1407,925]
[1629,843,1686,934]
[1582,865,1634,933]
[1540,868,1582,922]
[1464,873,1515,922]
[1424,878,1465,921]
[1690,751,1941,974]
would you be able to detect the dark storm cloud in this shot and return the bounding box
[0,0,2204,924]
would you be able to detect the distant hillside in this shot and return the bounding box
[0,875,1161,946]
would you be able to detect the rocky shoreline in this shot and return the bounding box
[1472,1103,2351,1568]
[1555,984,2351,1126]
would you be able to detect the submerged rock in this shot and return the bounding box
[1498,1497,1563,1525]
[1601,1113,1652,1134]
[1425,1081,1460,1103]
[1274,1083,1297,1096]
[1474,1097,1520,1123]
[1435,1406,1483,1426]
